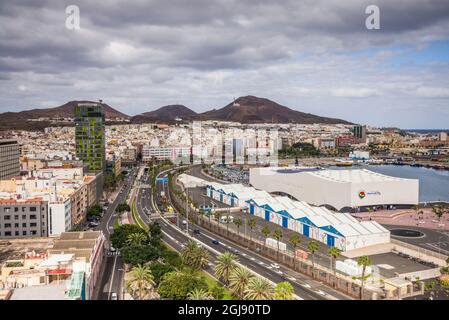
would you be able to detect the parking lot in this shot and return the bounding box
[209,165,249,184]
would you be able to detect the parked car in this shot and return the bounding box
[211,239,220,245]
[111,292,117,300]
[182,220,187,225]
[193,229,200,234]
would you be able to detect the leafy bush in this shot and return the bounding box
[110,224,147,249]
[121,244,160,266]
[149,262,176,285]
[158,271,208,300]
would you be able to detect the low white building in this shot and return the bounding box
[250,167,419,211]
[206,182,390,251]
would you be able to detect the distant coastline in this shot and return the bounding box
[404,129,449,134]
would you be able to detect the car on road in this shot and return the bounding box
[182,220,187,225]
[211,239,220,245]
[88,222,99,228]
[110,246,117,253]
[169,218,176,224]
[111,292,117,300]
[270,263,280,269]
[193,229,200,234]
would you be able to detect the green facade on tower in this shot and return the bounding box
[75,102,106,172]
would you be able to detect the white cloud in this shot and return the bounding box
[330,87,380,98]
[415,86,449,98]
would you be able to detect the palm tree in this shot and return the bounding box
[234,218,243,235]
[248,218,256,241]
[307,240,319,277]
[261,226,271,247]
[274,281,294,300]
[273,229,283,257]
[215,251,239,285]
[187,288,213,300]
[244,277,274,300]
[214,211,222,229]
[289,234,300,268]
[181,240,209,270]
[229,266,253,299]
[126,232,147,246]
[357,255,372,300]
[328,247,341,275]
[127,264,155,300]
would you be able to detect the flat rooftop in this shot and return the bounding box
[10,281,68,300]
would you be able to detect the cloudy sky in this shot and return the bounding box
[0,0,449,129]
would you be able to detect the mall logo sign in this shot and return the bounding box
[358,190,381,199]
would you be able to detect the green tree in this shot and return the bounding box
[261,226,271,247]
[187,288,213,300]
[126,264,155,300]
[121,244,159,266]
[149,262,176,286]
[215,251,239,285]
[274,281,294,300]
[273,229,283,257]
[289,234,301,268]
[110,224,147,249]
[244,277,274,300]
[158,271,208,300]
[248,218,256,241]
[116,202,131,213]
[328,247,341,275]
[229,267,253,299]
[148,222,162,247]
[87,205,102,218]
[234,218,243,235]
[357,255,373,300]
[307,240,319,277]
[181,241,209,271]
[126,232,148,246]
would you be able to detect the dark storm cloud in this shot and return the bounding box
[0,0,448,128]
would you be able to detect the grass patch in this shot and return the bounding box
[200,271,234,300]
[113,216,121,229]
[132,200,148,231]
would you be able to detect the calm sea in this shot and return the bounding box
[330,164,449,203]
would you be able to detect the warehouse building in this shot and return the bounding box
[206,182,390,251]
[249,167,419,212]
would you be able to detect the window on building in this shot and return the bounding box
[4,223,11,228]
[14,207,19,212]
[30,207,36,212]
[14,215,19,220]
[4,215,10,220]
[30,215,37,220]
[14,223,19,228]
[15,231,19,236]
[22,231,27,236]
[22,223,27,228]
[30,223,37,227]
[30,230,37,235]
[22,215,26,219]
[22,207,25,212]
[4,231,11,236]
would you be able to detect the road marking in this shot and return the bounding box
[288,277,296,281]
[302,283,312,288]
[316,290,326,296]
[250,257,255,261]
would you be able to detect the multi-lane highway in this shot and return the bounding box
[138,166,351,300]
